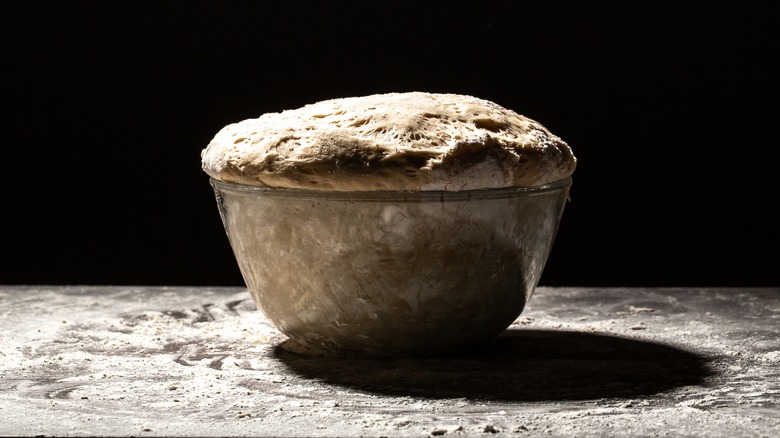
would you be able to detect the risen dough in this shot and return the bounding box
[201,92,575,191]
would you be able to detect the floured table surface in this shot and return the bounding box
[1,286,778,437]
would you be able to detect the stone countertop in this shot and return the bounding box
[1,286,778,437]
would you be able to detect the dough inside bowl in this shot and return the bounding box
[212,180,570,355]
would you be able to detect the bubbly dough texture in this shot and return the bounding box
[202,92,576,191]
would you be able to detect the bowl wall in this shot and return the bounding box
[211,178,571,355]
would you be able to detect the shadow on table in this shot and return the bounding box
[272,329,713,401]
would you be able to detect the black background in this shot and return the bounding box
[3,1,778,287]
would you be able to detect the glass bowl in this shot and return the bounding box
[210,177,572,356]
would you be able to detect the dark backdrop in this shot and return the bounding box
[3,1,778,287]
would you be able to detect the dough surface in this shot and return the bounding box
[201,92,576,191]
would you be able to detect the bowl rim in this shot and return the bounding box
[210,176,572,201]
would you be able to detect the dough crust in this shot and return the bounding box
[202,92,576,191]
